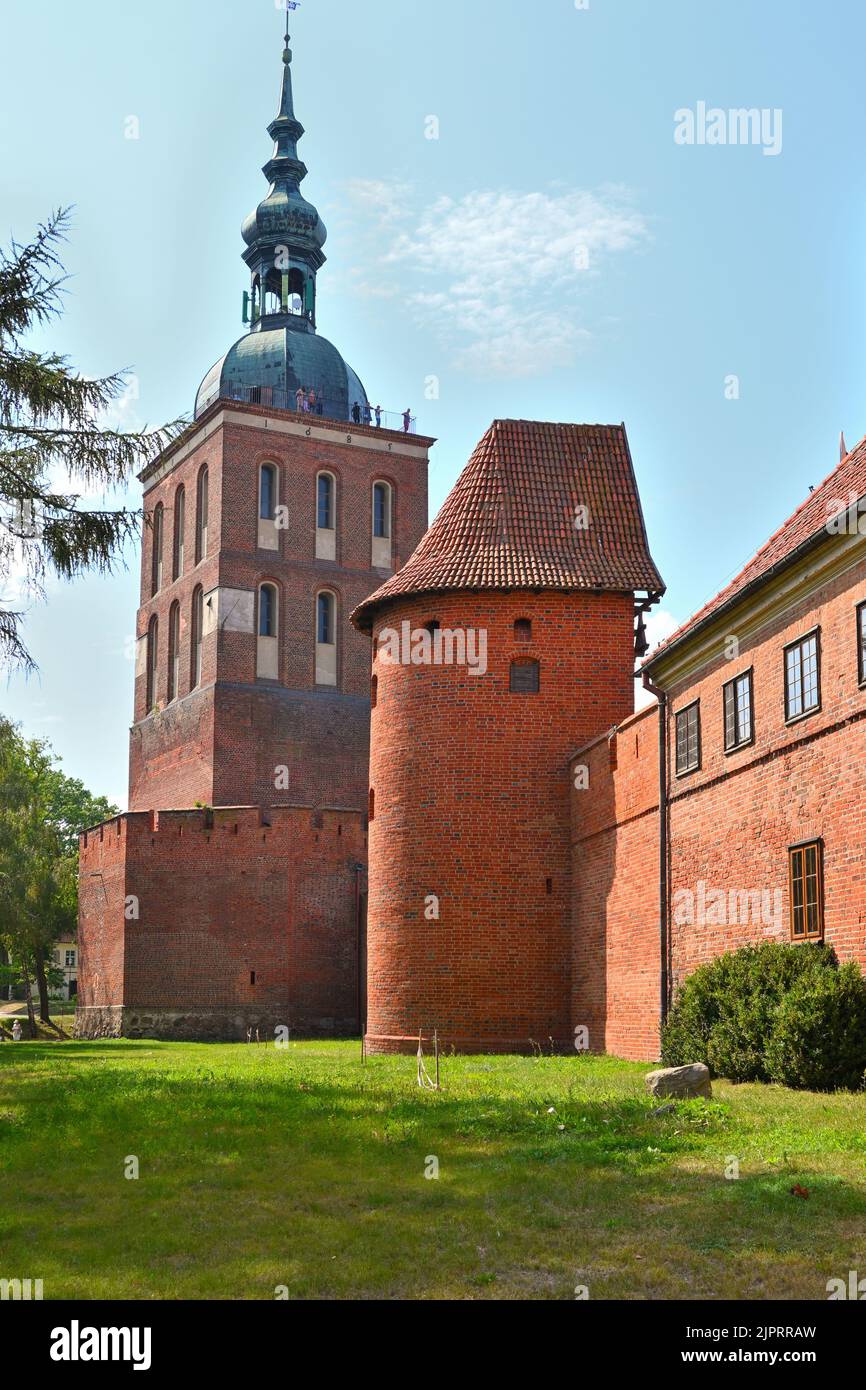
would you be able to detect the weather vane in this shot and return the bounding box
[282,1,301,42]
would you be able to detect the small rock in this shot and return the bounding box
[645,1062,712,1100]
[652,1102,677,1117]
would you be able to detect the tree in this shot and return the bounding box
[0,717,118,1031]
[0,208,185,669]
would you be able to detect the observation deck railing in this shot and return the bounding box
[196,383,418,434]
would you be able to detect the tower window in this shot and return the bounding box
[368,788,375,822]
[146,615,159,712]
[259,584,278,639]
[317,473,334,531]
[191,586,204,690]
[509,658,540,694]
[196,465,209,563]
[371,674,378,709]
[167,601,181,703]
[515,619,532,643]
[260,464,277,522]
[858,601,866,686]
[151,503,164,596]
[373,482,391,539]
[317,591,335,645]
[785,631,820,721]
[173,486,185,582]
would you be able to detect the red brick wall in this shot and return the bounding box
[77,806,367,1039]
[365,589,637,1052]
[570,706,661,1061]
[665,555,866,993]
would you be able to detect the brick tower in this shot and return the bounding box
[128,24,433,815]
[352,420,663,1054]
[76,23,433,1041]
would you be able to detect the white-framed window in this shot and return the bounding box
[257,583,279,679]
[167,601,181,702]
[196,465,209,563]
[316,590,337,686]
[151,502,164,596]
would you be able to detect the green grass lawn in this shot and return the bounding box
[1,1039,865,1300]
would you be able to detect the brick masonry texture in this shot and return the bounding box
[79,403,428,1043]
[363,589,638,1054]
[77,807,367,1041]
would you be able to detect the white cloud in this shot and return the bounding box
[345,182,649,378]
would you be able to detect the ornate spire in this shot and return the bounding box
[240,15,327,332]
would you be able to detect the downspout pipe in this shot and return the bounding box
[642,671,669,1034]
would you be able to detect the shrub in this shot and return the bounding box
[661,941,866,1090]
[764,963,866,1092]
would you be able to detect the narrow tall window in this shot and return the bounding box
[191,586,204,689]
[785,631,820,721]
[317,473,334,530]
[167,601,180,702]
[675,702,700,775]
[371,674,378,709]
[858,602,866,685]
[151,503,164,596]
[789,841,824,941]
[515,619,532,643]
[510,658,540,694]
[146,615,159,712]
[373,482,391,539]
[723,670,753,751]
[318,591,334,645]
[259,584,277,639]
[260,464,277,521]
[196,465,209,563]
[173,486,185,581]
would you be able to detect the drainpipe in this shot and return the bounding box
[353,863,365,1036]
[642,671,669,1030]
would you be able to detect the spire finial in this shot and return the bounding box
[840,430,848,461]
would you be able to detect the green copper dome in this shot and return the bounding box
[196,325,368,421]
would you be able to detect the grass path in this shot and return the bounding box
[1,1041,865,1300]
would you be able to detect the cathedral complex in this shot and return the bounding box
[76,32,866,1059]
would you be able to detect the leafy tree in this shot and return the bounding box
[0,717,117,1031]
[0,208,185,669]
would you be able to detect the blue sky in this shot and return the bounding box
[2,0,865,807]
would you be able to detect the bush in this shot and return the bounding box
[661,941,866,1091]
[764,963,866,1092]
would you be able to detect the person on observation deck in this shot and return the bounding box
[352,401,362,425]
[403,408,412,433]
[295,385,305,412]
[374,404,383,428]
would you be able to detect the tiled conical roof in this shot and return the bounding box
[352,419,664,632]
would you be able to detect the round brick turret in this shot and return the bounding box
[353,419,665,1053]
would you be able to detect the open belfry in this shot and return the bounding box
[78,25,866,1057]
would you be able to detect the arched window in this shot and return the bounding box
[257,583,279,680]
[315,591,337,687]
[373,482,391,539]
[317,591,335,645]
[371,674,378,709]
[259,584,278,639]
[191,586,204,690]
[146,615,159,711]
[317,473,334,530]
[316,473,336,561]
[173,486,185,582]
[167,601,180,702]
[260,464,277,521]
[510,658,540,694]
[151,503,164,596]
[515,618,532,643]
[196,465,209,563]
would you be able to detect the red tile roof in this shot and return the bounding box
[352,419,664,631]
[644,434,866,669]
